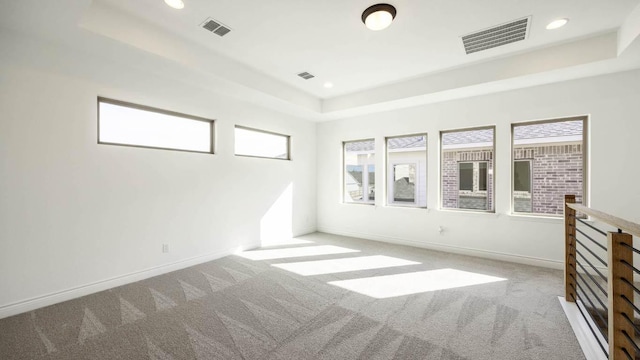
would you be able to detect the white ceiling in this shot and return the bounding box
[1,0,639,121]
[100,0,638,98]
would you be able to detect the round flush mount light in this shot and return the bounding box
[546,18,569,30]
[164,0,185,10]
[323,82,334,89]
[362,4,397,31]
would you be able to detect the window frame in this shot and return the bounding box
[97,97,215,154]
[478,162,488,191]
[385,133,428,208]
[234,125,291,161]
[510,116,588,216]
[456,160,489,210]
[512,159,533,213]
[440,125,496,213]
[458,162,475,191]
[343,138,376,205]
[456,161,489,193]
[513,159,532,193]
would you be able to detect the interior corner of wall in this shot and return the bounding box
[617,3,640,56]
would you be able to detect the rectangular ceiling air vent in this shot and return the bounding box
[297,72,315,80]
[213,26,231,37]
[461,17,530,54]
[201,18,231,37]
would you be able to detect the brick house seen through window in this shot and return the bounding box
[441,127,495,211]
[512,118,585,215]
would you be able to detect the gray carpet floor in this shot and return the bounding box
[0,233,585,360]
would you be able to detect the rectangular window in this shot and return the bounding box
[512,117,586,215]
[344,139,375,203]
[479,162,488,191]
[514,160,531,192]
[98,97,213,153]
[459,163,473,191]
[368,164,376,201]
[441,127,495,211]
[234,126,290,160]
[386,134,427,207]
[513,160,532,213]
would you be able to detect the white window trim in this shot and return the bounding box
[343,140,376,205]
[385,133,428,209]
[440,126,495,213]
[510,116,587,217]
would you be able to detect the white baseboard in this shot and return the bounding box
[294,226,318,237]
[558,297,607,360]
[0,242,259,319]
[317,226,563,270]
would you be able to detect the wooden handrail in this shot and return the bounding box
[565,197,638,359]
[567,203,640,238]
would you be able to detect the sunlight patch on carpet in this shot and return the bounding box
[238,245,359,261]
[328,268,506,298]
[273,255,419,276]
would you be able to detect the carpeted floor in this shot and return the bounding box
[0,233,585,360]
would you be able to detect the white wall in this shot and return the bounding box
[0,47,316,316]
[1,25,638,320]
[317,69,640,268]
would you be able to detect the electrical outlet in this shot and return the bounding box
[162,244,169,253]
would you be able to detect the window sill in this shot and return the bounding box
[386,205,429,211]
[234,154,291,161]
[342,202,375,206]
[458,191,488,195]
[437,209,498,217]
[507,213,564,223]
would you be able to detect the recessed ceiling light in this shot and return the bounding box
[164,0,185,10]
[362,4,397,31]
[546,18,569,30]
[324,82,334,89]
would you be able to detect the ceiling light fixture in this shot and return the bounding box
[324,82,334,89]
[362,4,396,31]
[546,18,568,30]
[164,0,185,10]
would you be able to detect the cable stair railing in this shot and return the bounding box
[564,194,640,359]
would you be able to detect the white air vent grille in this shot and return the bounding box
[462,17,530,54]
[201,18,231,37]
[297,72,315,80]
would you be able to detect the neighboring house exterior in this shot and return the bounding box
[513,120,584,215]
[344,140,376,202]
[387,136,427,207]
[442,129,495,211]
[344,137,427,206]
[439,121,582,214]
[344,121,582,214]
